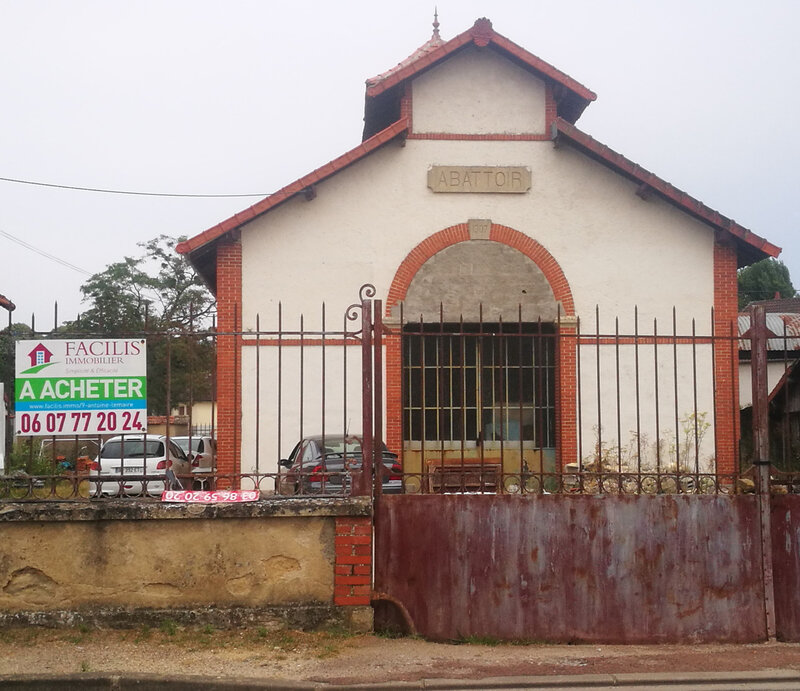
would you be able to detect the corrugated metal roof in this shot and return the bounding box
[738,313,800,351]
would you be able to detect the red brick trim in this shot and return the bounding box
[241,339,359,348]
[384,223,576,461]
[713,241,740,476]
[385,223,575,316]
[216,238,242,482]
[579,336,715,346]
[385,223,470,311]
[556,325,578,469]
[334,516,372,606]
[545,83,557,134]
[489,224,576,315]
[407,133,551,141]
[385,332,403,457]
[401,82,413,134]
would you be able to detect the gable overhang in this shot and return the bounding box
[177,119,410,292]
[553,118,780,267]
[363,18,596,140]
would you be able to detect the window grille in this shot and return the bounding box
[403,323,556,447]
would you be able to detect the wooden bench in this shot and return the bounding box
[425,458,501,493]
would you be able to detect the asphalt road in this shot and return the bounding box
[3,670,800,689]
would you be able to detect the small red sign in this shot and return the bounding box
[162,490,260,503]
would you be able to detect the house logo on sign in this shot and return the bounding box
[22,343,55,374]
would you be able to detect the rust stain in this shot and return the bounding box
[375,494,766,643]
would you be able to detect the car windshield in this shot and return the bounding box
[317,438,368,455]
[173,438,197,453]
[100,440,163,459]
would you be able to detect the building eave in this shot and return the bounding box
[177,118,410,290]
[554,118,780,267]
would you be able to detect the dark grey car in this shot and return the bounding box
[277,435,402,495]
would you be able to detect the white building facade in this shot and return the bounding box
[179,18,778,484]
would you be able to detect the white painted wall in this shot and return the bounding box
[241,139,716,333]
[235,47,721,463]
[412,45,548,135]
[739,360,797,408]
[578,343,717,473]
[239,335,367,475]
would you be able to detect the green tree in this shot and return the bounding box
[77,235,214,332]
[0,322,33,409]
[738,258,796,309]
[1,323,33,461]
[71,235,216,415]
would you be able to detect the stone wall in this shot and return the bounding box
[0,498,372,632]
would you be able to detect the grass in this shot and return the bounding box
[159,619,178,637]
[459,634,502,646]
[0,625,547,650]
[0,477,91,501]
[0,623,360,656]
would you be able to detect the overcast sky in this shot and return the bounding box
[2,0,798,328]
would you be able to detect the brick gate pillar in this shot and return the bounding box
[215,236,242,482]
[334,516,372,606]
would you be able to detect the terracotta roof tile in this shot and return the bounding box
[365,18,595,111]
[176,118,409,256]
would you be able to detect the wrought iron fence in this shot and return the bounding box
[0,292,784,500]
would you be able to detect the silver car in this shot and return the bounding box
[89,435,191,497]
[173,435,216,479]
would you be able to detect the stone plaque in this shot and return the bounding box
[468,219,492,240]
[428,166,531,194]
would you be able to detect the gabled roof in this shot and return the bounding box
[744,297,800,314]
[178,17,779,293]
[362,18,596,140]
[553,118,780,267]
[366,15,446,88]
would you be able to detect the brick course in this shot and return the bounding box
[334,516,372,607]
[215,238,242,480]
[384,223,576,463]
[713,241,740,475]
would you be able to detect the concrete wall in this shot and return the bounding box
[0,499,372,631]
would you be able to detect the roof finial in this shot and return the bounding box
[432,7,440,40]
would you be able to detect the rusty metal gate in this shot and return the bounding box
[370,302,793,643]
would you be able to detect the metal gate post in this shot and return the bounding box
[751,303,776,640]
[360,295,374,497]
[373,301,384,496]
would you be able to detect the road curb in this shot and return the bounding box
[2,669,800,689]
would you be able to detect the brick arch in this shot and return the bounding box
[385,222,575,317]
[383,223,577,470]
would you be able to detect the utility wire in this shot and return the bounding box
[0,175,271,198]
[0,229,92,275]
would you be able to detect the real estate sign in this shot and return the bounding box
[15,339,147,437]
